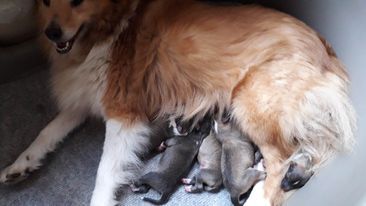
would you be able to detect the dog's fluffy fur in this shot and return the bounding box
[0,0,356,206]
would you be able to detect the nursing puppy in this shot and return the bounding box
[216,114,266,206]
[183,130,223,193]
[0,0,356,205]
[132,117,212,205]
[144,117,192,159]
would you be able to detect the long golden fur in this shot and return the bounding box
[1,0,355,205]
[102,2,355,204]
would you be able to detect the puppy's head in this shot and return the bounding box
[174,116,194,136]
[195,114,213,136]
[231,168,266,206]
[281,153,314,192]
[37,0,138,54]
[248,153,314,206]
[214,107,231,132]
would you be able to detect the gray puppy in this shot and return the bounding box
[216,115,266,206]
[183,130,223,193]
[143,117,195,159]
[132,117,212,205]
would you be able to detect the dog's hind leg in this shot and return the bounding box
[90,119,151,206]
[0,108,87,184]
[232,58,355,206]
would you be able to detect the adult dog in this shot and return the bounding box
[0,0,356,205]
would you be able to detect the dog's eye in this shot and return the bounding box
[43,0,50,7]
[70,0,83,7]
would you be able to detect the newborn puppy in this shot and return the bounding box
[183,130,222,193]
[132,116,212,205]
[152,117,195,153]
[147,119,174,154]
[281,152,314,192]
[216,113,265,206]
[142,118,185,160]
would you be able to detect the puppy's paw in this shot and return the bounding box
[130,184,150,194]
[184,185,193,193]
[183,178,203,193]
[182,178,193,185]
[0,157,40,184]
[157,142,167,152]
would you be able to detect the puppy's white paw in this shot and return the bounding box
[182,178,192,185]
[0,156,40,184]
[184,185,193,193]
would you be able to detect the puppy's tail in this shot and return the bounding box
[142,194,169,205]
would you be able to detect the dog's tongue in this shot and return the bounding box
[57,42,67,49]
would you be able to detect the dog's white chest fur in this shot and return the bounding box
[50,40,113,116]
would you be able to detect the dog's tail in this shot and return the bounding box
[142,193,169,205]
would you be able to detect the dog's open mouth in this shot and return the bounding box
[56,40,74,54]
[55,25,84,54]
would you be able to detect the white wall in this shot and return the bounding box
[264,1,366,206]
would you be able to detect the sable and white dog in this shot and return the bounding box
[0,0,356,206]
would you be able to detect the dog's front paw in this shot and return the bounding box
[0,157,39,184]
[0,166,31,184]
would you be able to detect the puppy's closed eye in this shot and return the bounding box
[281,162,313,192]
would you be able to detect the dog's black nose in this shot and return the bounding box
[45,22,63,41]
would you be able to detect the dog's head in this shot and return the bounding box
[37,0,138,54]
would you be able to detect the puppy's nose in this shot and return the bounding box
[45,22,63,41]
